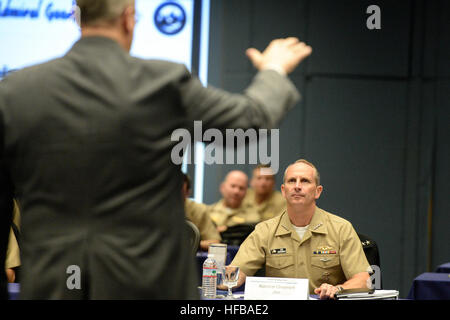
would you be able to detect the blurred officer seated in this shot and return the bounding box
[243,164,286,221]
[224,159,371,299]
[182,174,221,251]
[5,200,21,283]
[208,171,260,234]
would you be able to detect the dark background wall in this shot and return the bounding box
[198,0,449,298]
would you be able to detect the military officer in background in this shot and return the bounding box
[5,200,20,283]
[228,159,371,299]
[182,174,221,251]
[243,164,286,221]
[208,171,260,233]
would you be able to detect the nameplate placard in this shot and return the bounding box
[244,277,309,300]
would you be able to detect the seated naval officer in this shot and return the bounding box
[243,164,286,221]
[5,200,21,283]
[182,173,221,251]
[227,159,371,299]
[208,170,260,233]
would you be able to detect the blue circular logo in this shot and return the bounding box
[154,2,186,35]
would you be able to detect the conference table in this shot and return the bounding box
[8,283,20,300]
[407,272,450,300]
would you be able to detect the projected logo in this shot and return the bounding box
[154,2,186,35]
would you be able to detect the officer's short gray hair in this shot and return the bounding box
[76,0,134,26]
[283,159,321,186]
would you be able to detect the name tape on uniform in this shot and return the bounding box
[270,248,287,255]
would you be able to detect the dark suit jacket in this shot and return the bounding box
[0,36,300,299]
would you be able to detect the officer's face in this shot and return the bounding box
[220,172,248,209]
[281,163,322,207]
[251,169,275,196]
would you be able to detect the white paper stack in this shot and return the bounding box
[336,290,399,300]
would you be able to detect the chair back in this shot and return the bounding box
[357,233,382,289]
[220,223,255,246]
[185,220,200,255]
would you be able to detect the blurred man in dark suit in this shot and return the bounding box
[0,0,312,299]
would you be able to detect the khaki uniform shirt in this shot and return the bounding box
[208,200,261,227]
[185,199,221,241]
[231,207,370,293]
[6,200,21,269]
[243,188,286,221]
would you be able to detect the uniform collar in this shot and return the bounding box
[275,207,328,240]
[216,199,247,215]
[276,211,294,237]
[308,207,328,234]
[248,188,274,208]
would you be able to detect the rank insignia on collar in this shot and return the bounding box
[361,240,371,247]
[270,248,287,255]
[312,223,323,230]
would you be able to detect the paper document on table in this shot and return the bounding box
[336,290,399,300]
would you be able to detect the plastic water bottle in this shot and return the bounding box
[202,254,217,298]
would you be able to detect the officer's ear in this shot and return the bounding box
[281,183,286,198]
[314,185,323,200]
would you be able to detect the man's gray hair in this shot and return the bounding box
[283,159,321,185]
[76,0,134,26]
